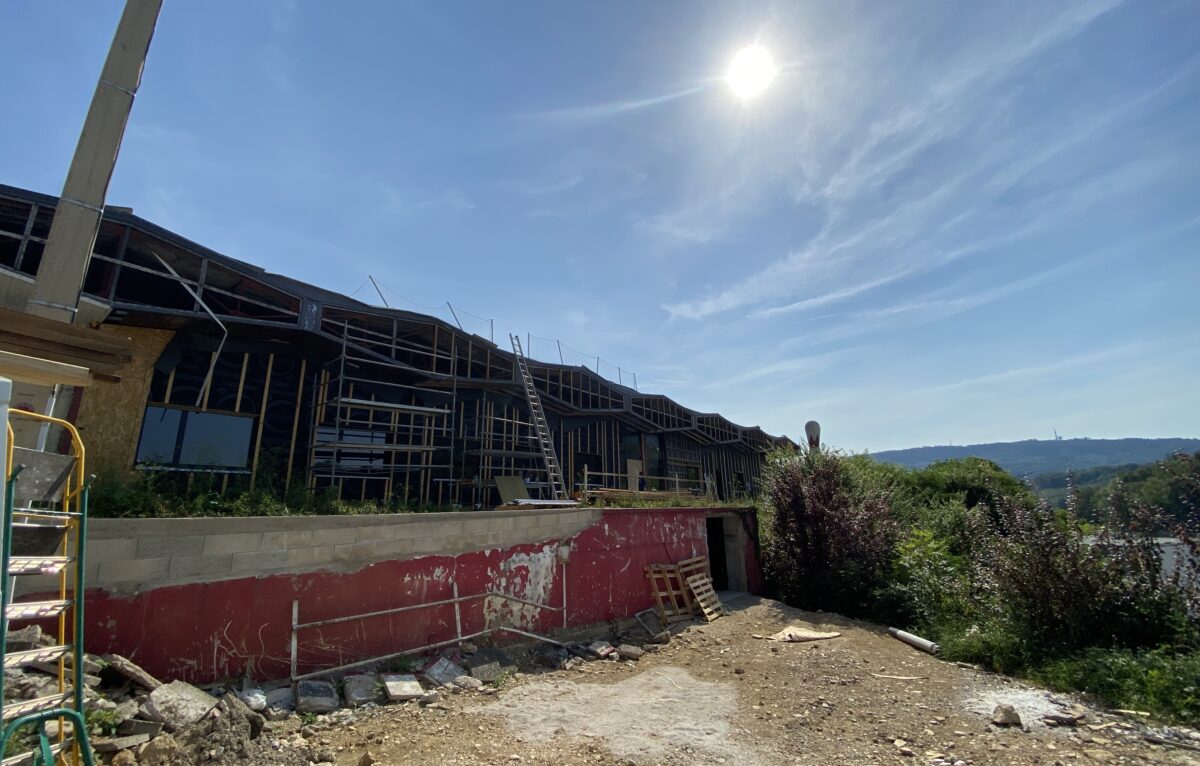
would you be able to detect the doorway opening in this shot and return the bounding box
[706,516,729,591]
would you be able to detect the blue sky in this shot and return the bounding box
[4,1,1198,451]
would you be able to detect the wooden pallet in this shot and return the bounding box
[686,573,725,622]
[645,563,694,624]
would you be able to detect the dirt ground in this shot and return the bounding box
[299,596,1198,766]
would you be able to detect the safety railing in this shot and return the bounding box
[289,564,568,683]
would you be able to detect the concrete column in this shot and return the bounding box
[27,0,162,323]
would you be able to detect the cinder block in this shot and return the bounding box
[87,539,137,560]
[463,518,492,535]
[308,527,358,547]
[168,554,234,580]
[260,531,286,550]
[232,549,287,573]
[356,525,396,543]
[374,538,414,559]
[411,537,446,554]
[514,515,540,529]
[490,517,516,532]
[537,514,567,528]
[137,535,204,558]
[286,546,335,568]
[396,522,434,539]
[333,541,376,563]
[284,530,312,548]
[98,557,169,585]
[203,532,263,556]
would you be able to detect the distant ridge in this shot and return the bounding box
[871,437,1200,476]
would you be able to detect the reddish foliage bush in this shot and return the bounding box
[763,448,897,614]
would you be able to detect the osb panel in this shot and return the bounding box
[75,326,175,475]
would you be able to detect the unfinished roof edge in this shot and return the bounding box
[0,183,793,445]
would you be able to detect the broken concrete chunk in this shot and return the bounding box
[381,674,424,702]
[422,656,466,687]
[452,675,484,691]
[265,686,295,711]
[616,644,644,660]
[418,690,440,705]
[102,654,163,691]
[587,641,616,658]
[94,733,151,752]
[343,674,383,707]
[7,625,43,651]
[464,649,516,683]
[144,680,219,730]
[116,718,164,738]
[137,733,180,766]
[296,680,340,713]
[991,704,1022,727]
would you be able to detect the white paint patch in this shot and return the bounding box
[482,545,559,629]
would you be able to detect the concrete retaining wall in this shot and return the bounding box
[59,506,761,684]
[83,507,602,592]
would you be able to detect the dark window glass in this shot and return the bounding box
[178,412,255,467]
[135,406,254,470]
[136,407,182,464]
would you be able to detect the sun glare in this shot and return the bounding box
[726,44,778,100]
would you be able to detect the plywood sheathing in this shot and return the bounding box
[75,326,175,475]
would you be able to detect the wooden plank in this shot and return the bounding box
[686,574,725,622]
[249,352,275,490]
[0,308,134,356]
[0,349,91,387]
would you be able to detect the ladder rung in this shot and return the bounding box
[2,693,72,721]
[1,737,74,766]
[6,601,72,621]
[8,557,72,576]
[4,646,70,668]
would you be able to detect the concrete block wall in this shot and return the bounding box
[78,507,602,593]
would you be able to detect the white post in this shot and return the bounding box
[452,580,462,643]
[290,599,299,682]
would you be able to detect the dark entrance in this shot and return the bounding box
[706,517,729,591]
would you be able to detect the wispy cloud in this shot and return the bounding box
[380,184,475,214]
[527,83,708,122]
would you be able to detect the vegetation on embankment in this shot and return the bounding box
[758,448,1200,724]
[1032,450,1200,524]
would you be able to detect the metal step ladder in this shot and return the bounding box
[0,395,95,766]
[509,335,568,500]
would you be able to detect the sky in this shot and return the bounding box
[3,1,1198,452]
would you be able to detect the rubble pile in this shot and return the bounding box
[0,634,656,765]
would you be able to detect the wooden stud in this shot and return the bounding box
[249,352,275,491]
[285,358,307,488]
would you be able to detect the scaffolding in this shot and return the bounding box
[307,331,456,506]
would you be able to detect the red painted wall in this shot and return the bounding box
[82,508,758,683]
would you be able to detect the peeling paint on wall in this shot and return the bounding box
[482,545,560,629]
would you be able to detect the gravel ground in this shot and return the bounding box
[304,595,1198,766]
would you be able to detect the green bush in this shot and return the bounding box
[1035,647,1200,722]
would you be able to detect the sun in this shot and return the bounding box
[726,44,778,100]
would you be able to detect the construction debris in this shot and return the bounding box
[991,704,1023,727]
[103,652,164,690]
[343,674,383,707]
[382,674,425,701]
[423,655,467,686]
[297,680,341,713]
[753,625,842,642]
[145,680,220,730]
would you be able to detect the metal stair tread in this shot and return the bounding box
[1,692,73,721]
[1,737,74,766]
[3,645,70,668]
[8,556,72,576]
[5,600,73,620]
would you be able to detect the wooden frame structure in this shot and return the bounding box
[0,184,795,507]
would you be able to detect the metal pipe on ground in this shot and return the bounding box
[888,627,940,655]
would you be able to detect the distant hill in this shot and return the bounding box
[871,438,1200,477]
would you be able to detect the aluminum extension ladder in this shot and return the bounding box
[0,378,95,766]
[508,335,568,500]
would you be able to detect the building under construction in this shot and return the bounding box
[0,183,792,508]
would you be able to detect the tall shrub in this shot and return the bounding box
[762,448,897,614]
